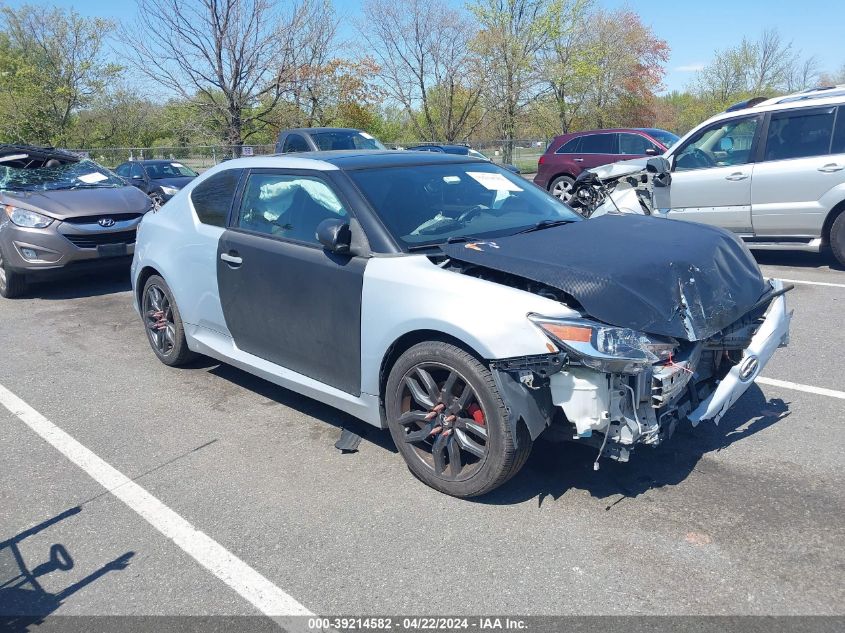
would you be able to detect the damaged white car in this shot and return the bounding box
[132,150,791,498]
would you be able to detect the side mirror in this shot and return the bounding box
[316,218,351,254]
[646,156,672,188]
[503,164,522,175]
[131,174,145,181]
[645,156,671,174]
[644,148,658,156]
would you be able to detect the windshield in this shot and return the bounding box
[0,159,125,192]
[311,131,386,151]
[145,162,198,179]
[348,162,581,249]
[645,129,680,148]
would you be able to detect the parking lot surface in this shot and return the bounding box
[1,252,843,620]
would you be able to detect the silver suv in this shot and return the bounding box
[659,86,845,265]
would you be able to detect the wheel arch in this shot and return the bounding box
[548,172,576,190]
[376,329,536,445]
[378,329,485,407]
[822,198,845,246]
[135,265,163,310]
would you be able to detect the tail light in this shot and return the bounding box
[538,155,546,166]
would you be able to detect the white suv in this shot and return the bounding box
[659,86,845,266]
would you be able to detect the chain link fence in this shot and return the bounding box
[70,139,550,175]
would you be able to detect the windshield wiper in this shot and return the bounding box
[405,235,485,252]
[515,219,576,234]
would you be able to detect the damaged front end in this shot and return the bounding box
[487,279,790,466]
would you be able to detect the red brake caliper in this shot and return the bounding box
[466,403,485,426]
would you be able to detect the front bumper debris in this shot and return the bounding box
[687,279,791,425]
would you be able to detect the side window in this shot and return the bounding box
[674,116,759,171]
[555,137,581,154]
[190,169,242,227]
[130,163,145,179]
[282,134,310,153]
[115,164,130,177]
[763,107,835,161]
[833,107,845,155]
[235,173,348,246]
[619,133,657,155]
[578,133,616,154]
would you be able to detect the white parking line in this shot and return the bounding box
[774,277,845,289]
[0,382,313,617]
[757,376,845,400]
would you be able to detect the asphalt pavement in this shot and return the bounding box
[0,251,843,622]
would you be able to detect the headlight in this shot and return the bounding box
[529,315,677,374]
[159,186,179,196]
[3,205,53,228]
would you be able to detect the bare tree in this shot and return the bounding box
[469,0,552,163]
[121,0,324,152]
[360,0,485,142]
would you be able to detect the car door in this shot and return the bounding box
[664,114,762,234]
[750,105,840,237]
[216,169,367,395]
[576,133,619,170]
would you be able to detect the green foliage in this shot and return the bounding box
[0,4,121,145]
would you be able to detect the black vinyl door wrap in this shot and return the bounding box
[217,230,366,396]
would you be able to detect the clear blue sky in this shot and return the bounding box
[7,0,845,93]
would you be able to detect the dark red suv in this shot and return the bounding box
[534,128,679,202]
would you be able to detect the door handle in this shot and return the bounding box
[573,158,584,162]
[220,252,243,266]
[725,172,748,181]
[818,163,844,173]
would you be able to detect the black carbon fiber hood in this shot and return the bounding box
[442,214,768,341]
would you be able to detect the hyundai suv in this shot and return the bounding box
[534,128,678,202]
[0,145,151,297]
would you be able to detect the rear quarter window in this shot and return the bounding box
[555,137,582,154]
[190,169,242,227]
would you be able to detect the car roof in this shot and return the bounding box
[282,127,364,135]
[291,150,484,169]
[196,150,485,176]
[129,159,188,165]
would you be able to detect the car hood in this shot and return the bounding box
[588,157,650,180]
[151,176,194,189]
[0,186,150,220]
[441,214,768,341]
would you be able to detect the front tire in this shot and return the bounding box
[141,275,195,366]
[549,175,575,203]
[0,245,27,298]
[830,211,845,267]
[385,341,531,498]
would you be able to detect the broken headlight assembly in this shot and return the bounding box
[529,315,677,374]
[3,205,53,229]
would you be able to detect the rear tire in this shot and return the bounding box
[385,341,531,498]
[0,245,27,298]
[549,175,575,203]
[141,275,195,366]
[830,211,845,267]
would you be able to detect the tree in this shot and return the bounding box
[576,9,668,129]
[0,4,120,145]
[122,0,328,153]
[469,0,553,163]
[360,0,485,142]
[541,0,593,133]
[694,29,816,106]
